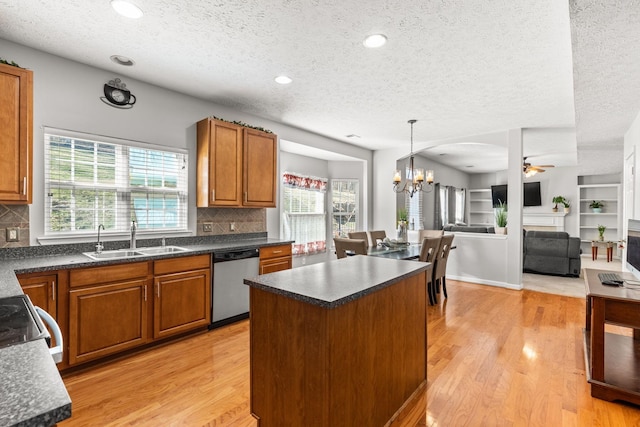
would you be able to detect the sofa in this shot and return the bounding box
[523,230,581,277]
[443,225,495,233]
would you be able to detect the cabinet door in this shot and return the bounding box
[0,63,32,203]
[243,128,277,207]
[68,279,149,366]
[154,268,211,339]
[18,274,57,318]
[197,118,243,207]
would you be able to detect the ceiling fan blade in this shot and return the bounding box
[533,164,555,168]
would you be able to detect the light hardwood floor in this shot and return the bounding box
[59,280,640,426]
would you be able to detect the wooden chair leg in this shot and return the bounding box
[428,280,436,305]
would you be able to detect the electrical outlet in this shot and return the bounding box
[230,222,236,231]
[202,222,213,232]
[6,227,19,242]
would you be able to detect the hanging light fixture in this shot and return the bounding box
[393,119,434,197]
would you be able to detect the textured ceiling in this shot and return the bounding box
[569,0,640,175]
[0,1,634,174]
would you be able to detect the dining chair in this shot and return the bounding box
[432,234,455,303]
[368,230,387,246]
[418,229,444,240]
[419,236,442,305]
[334,237,368,259]
[348,231,369,244]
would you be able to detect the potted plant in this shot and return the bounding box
[590,200,604,213]
[562,198,570,214]
[597,224,606,241]
[552,196,566,213]
[495,200,507,234]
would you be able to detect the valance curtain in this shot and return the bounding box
[282,172,327,256]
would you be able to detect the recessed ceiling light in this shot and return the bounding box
[111,0,143,19]
[275,75,292,85]
[363,34,387,48]
[110,55,135,66]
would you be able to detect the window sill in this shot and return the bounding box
[37,230,193,246]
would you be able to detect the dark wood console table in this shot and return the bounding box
[584,268,640,405]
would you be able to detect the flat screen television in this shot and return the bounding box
[490,184,507,207]
[523,182,542,206]
[626,219,640,280]
[490,182,542,207]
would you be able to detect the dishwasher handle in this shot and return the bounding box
[213,248,259,263]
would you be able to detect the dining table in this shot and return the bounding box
[366,243,422,260]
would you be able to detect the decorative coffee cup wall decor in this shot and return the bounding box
[100,78,136,109]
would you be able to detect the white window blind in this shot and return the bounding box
[44,128,188,236]
[405,191,423,230]
[331,179,359,238]
[281,172,327,256]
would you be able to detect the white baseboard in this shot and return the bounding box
[447,274,523,291]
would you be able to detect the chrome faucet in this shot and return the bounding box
[96,224,105,254]
[130,220,137,249]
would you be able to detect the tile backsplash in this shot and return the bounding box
[197,208,266,235]
[0,205,266,248]
[0,204,30,248]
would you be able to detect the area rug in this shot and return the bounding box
[522,255,623,299]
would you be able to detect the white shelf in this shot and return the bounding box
[468,188,494,226]
[577,181,622,254]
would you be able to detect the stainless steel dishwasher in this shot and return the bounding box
[211,248,259,328]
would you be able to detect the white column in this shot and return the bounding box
[507,129,523,289]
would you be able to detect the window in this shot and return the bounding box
[405,192,423,230]
[44,128,188,235]
[281,172,327,256]
[439,186,466,225]
[331,179,359,237]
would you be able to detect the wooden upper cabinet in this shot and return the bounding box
[197,118,277,208]
[0,63,33,204]
[243,128,277,207]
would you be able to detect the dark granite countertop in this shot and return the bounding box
[244,255,430,308]
[0,233,291,427]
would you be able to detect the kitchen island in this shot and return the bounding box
[245,255,430,426]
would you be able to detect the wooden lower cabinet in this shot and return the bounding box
[153,255,211,339]
[69,278,149,366]
[259,244,292,274]
[18,273,57,318]
[66,255,212,367]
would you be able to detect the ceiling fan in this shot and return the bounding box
[523,157,554,177]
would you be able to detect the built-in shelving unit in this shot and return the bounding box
[577,181,622,257]
[469,188,493,226]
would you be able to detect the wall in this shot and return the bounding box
[0,38,372,246]
[625,110,640,222]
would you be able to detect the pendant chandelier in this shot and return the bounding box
[393,119,434,198]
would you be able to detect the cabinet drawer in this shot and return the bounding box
[153,254,211,275]
[259,244,292,260]
[259,257,292,275]
[70,262,150,288]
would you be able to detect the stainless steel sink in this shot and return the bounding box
[83,249,144,260]
[83,246,190,260]
[137,246,191,255]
